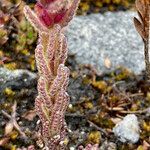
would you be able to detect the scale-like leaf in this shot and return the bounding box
[134,17,146,40]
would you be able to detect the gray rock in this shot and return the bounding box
[113,114,140,143]
[67,11,144,74]
[0,67,37,93]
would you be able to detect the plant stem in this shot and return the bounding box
[144,40,150,79]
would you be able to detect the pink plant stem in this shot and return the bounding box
[24,0,80,149]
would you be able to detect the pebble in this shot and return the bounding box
[113,114,140,143]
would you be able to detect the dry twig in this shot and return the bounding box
[1,101,27,138]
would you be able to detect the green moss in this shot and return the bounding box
[89,114,115,129]
[4,63,17,70]
[78,0,135,15]
[3,88,16,97]
[111,67,133,81]
[87,131,101,144]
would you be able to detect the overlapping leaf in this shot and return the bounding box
[134,0,150,41]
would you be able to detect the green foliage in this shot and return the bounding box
[0,0,37,70]
[0,28,8,45]
[78,0,135,15]
[16,18,37,52]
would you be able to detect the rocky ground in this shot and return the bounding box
[0,55,150,149]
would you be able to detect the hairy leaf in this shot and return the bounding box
[24,6,48,32]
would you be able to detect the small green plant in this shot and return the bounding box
[78,0,135,15]
[0,0,38,70]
